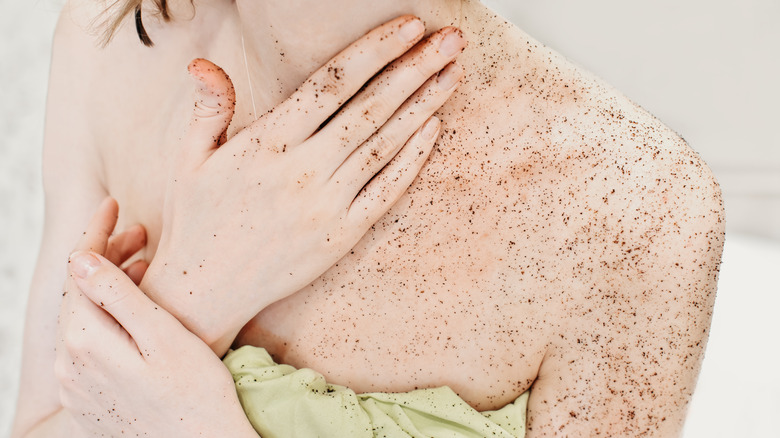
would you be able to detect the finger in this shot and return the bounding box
[61,286,140,366]
[183,58,237,165]
[250,15,425,145]
[58,277,81,346]
[315,27,465,163]
[104,224,147,266]
[58,271,82,346]
[73,197,119,256]
[331,62,462,198]
[346,116,440,229]
[61,195,117,321]
[60,195,118,326]
[68,250,180,356]
[59,264,141,395]
[124,259,149,285]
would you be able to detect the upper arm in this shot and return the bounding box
[525,136,725,436]
[11,2,109,435]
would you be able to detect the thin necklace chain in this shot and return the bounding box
[236,2,259,121]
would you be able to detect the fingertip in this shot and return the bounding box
[96,197,120,232]
[187,58,210,91]
[187,58,210,78]
[187,58,234,94]
[186,59,236,121]
[187,58,206,72]
[436,61,464,91]
[97,196,119,218]
[125,259,149,285]
[127,223,148,245]
[397,14,421,22]
[68,251,129,307]
[397,15,425,44]
[421,116,441,140]
[100,195,118,207]
[69,250,102,280]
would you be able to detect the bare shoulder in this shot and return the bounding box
[51,0,124,72]
[50,0,151,121]
[12,2,122,433]
[46,0,124,192]
[523,92,725,434]
[554,57,726,291]
[461,5,725,294]
[476,8,726,279]
[460,8,725,433]
[535,47,724,438]
[47,0,187,190]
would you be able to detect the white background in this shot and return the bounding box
[1,0,778,436]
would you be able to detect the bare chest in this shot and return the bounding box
[94,39,609,408]
[102,98,585,410]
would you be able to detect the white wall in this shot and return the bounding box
[0,0,59,434]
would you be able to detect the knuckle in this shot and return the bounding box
[353,25,402,68]
[89,277,130,309]
[418,76,446,102]
[360,93,394,125]
[254,107,284,137]
[62,327,79,351]
[324,63,345,92]
[372,21,415,56]
[62,320,94,356]
[309,62,345,100]
[192,100,223,119]
[370,132,396,156]
[100,285,129,307]
[372,44,400,70]
[408,58,435,82]
[63,330,87,355]
[408,37,450,79]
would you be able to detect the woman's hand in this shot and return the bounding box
[140,16,466,354]
[55,198,258,437]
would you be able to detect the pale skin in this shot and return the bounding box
[57,198,261,437]
[13,0,724,436]
[15,8,463,437]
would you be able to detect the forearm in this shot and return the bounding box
[138,262,265,356]
[16,406,259,438]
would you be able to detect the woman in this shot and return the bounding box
[13,0,724,436]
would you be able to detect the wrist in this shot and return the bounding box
[139,256,247,356]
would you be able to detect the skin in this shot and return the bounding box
[56,198,260,437]
[13,0,724,436]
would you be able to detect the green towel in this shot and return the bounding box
[224,346,528,438]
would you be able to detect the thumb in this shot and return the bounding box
[68,250,180,354]
[184,58,237,162]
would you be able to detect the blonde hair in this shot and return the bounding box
[98,0,187,47]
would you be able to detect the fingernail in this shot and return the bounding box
[422,117,441,140]
[70,252,101,279]
[399,18,424,43]
[439,29,465,57]
[437,62,463,90]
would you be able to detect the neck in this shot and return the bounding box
[231,0,465,110]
